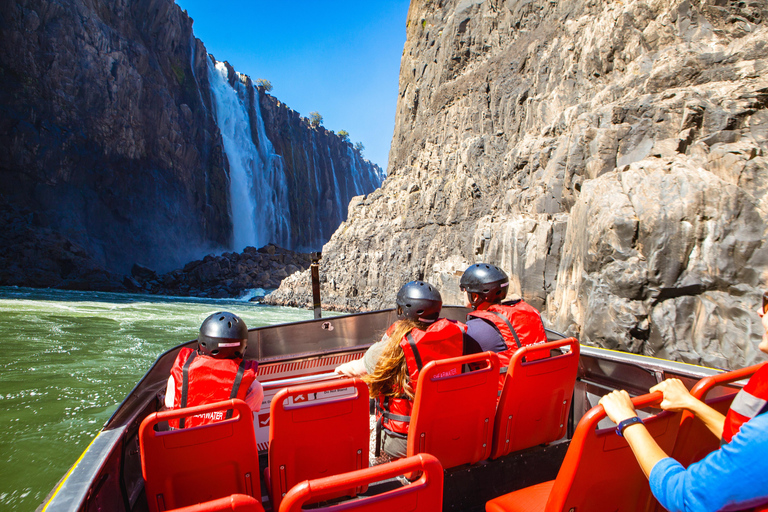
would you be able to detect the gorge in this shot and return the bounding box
[0,0,383,291]
[267,0,768,370]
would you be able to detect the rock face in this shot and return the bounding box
[125,244,311,299]
[267,0,768,369]
[0,0,383,289]
[0,0,230,274]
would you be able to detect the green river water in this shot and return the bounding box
[0,286,316,511]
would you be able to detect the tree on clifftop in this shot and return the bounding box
[255,78,273,92]
[309,111,323,127]
[355,141,365,154]
[338,130,350,142]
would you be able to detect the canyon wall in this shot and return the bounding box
[0,0,382,290]
[268,0,768,369]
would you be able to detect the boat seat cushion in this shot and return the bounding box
[485,480,554,512]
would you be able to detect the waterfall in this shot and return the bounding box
[207,58,291,252]
[206,57,385,254]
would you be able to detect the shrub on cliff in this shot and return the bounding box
[309,111,323,127]
[255,78,272,92]
[338,130,350,142]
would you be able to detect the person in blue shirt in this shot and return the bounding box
[599,295,768,512]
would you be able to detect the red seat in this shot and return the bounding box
[167,494,263,511]
[671,362,765,467]
[407,351,500,468]
[491,338,580,459]
[139,399,262,512]
[278,453,443,512]
[648,362,767,512]
[266,378,369,511]
[486,392,681,512]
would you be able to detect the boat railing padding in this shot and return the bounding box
[491,337,580,459]
[139,399,261,512]
[261,371,342,391]
[278,453,444,512]
[165,493,264,512]
[266,378,370,511]
[407,351,500,471]
[486,391,681,512]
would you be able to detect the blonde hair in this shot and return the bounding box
[363,319,427,400]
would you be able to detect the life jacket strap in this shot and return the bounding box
[488,310,522,349]
[179,351,198,429]
[405,332,424,370]
[225,359,247,420]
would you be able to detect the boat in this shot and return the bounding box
[39,305,755,512]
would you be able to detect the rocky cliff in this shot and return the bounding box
[0,0,230,280]
[0,0,382,290]
[267,0,768,369]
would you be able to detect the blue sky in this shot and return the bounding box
[175,0,411,171]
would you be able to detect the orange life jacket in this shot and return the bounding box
[375,319,465,447]
[722,363,768,444]
[467,301,548,392]
[169,347,258,429]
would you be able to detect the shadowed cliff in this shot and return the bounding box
[0,0,383,290]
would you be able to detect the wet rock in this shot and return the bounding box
[130,244,311,299]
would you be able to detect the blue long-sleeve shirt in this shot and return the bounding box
[649,412,768,512]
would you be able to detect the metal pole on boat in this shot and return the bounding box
[311,252,322,319]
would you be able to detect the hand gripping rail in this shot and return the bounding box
[278,453,444,512]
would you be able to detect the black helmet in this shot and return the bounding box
[460,264,509,307]
[396,281,442,323]
[198,311,248,359]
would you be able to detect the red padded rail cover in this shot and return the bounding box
[139,400,261,512]
[266,378,369,511]
[486,392,681,512]
[167,494,263,512]
[279,453,443,512]
[407,351,500,469]
[491,338,580,459]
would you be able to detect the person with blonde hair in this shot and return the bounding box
[336,281,465,459]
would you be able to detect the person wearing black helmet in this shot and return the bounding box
[335,280,465,461]
[334,280,448,377]
[460,263,548,393]
[164,311,263,429]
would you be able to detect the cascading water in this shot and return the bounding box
[207,59,261,251]
[206,56,385,253]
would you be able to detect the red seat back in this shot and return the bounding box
[268,378,369,511]
[278,454,443,512]
[491,338,580,459]
[672,362,765,467]
[139,400,260,512]
[167,494,263,512]
[407,351,499,468]
[545,392,681,512]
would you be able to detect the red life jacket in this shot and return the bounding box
[376,319,465,441]
[468,301,548,392]
[169,347,258,429]
[722,363,768,444]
